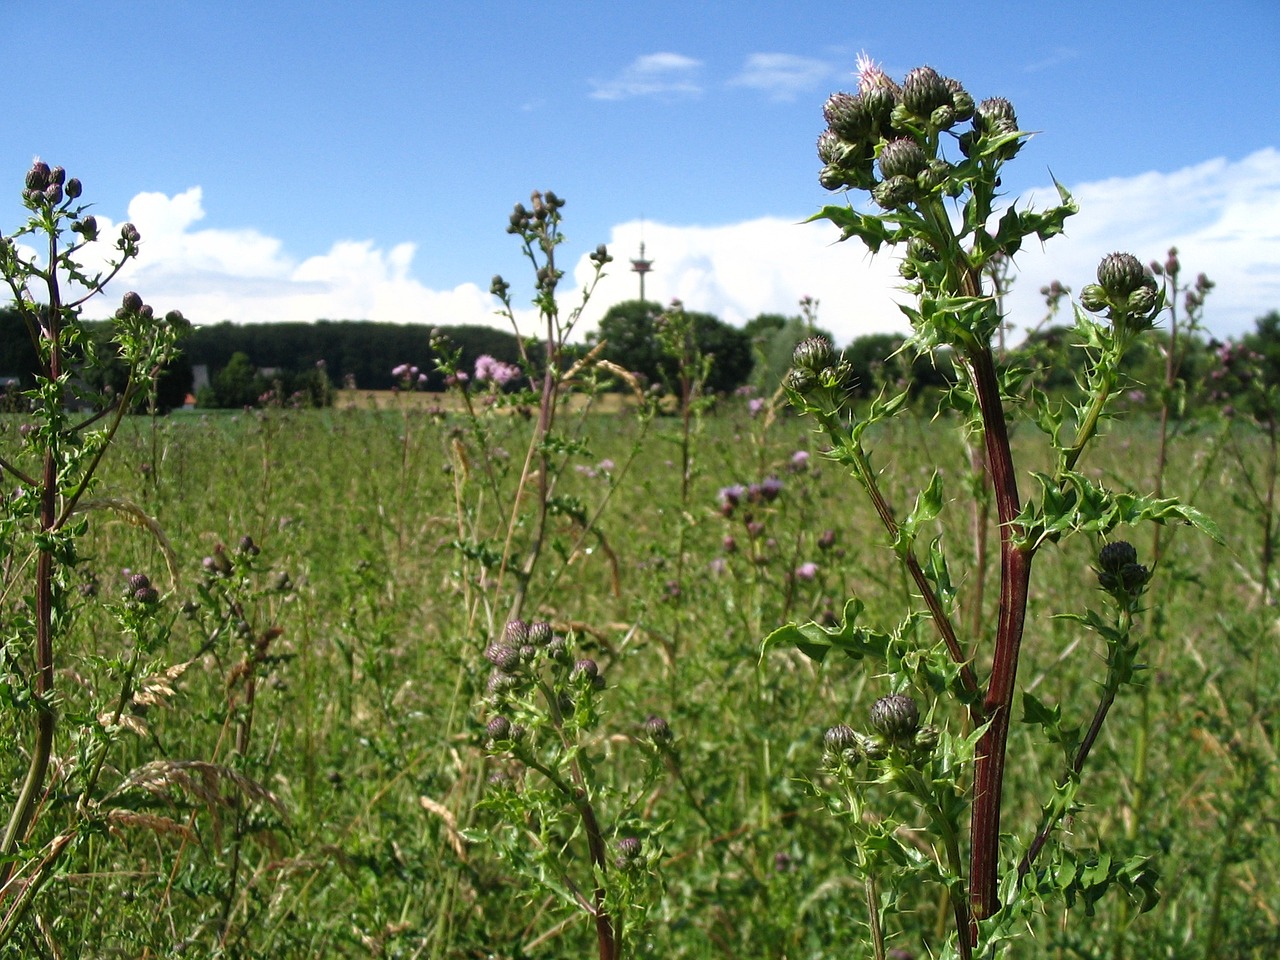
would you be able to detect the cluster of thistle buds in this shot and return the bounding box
[1095,540,1152,601]
[124,572,160,606]
[115,289,187,331]
[19,160,140,254]
[200,536,261,580]
[483,618,603,728]
[506,189,566,235]
[817,58,1017,209]
[785,335,850,398]
[1078,252,1164,332]
[823,693,938,772]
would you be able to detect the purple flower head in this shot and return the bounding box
[748,397,766,417]
[718,484,746,515]
[391,363,410,379]
[597,458,615,472]
[760,476,783,502]
[794,561,819,581]
[790,450,811,470]
[475,354,520,386]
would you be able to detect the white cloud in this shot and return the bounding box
[68,148,1280,348]
[1005,148,1280,340]
[570,216,910,341]
[75,187,504,329]
[728,53,835,101]
[589,52,703,101]
[571,149,1280,345]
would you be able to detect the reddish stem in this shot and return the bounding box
[962,344,1033,921]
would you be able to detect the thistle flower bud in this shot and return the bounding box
[614,836,643,869]
[877,137,928,180]
[869,693,920,744]
[929,104,956,130]
[127,572,152,592]
[1098,540,1138,573]
[1096,252,1147,298]
[571,658,599,682]
[65,178,82,199]
[823,91,871,144]
[25,161,51,192]
[237,534,259,556]
[871,174,917,210]
[901,66,951,119]
[784,367,817,395]
[134,586,160,605]
[487,670,518,696]
[917,158,953,193]
[44,183,63,205]
[486,715,512,742]
[484,642,521,672]
[49,166,66,186]
[1097,541,1151,597]
[503,620,530,647]
[823,723,859,754]
[73,215,98,241]
[120,223,141,243]
[1126,285,1159,318]
[1079,284,1109,314]
[816,129,843,166]
[975,97,1018,134]
[945,78,975,121]
[644,714,673,744]
[122,291,144,313]
[792,336,834,374]
[913,724,940,754]
[527,620,553,646]
[589,243,612,266]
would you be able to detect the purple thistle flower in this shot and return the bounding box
[794,562,819,581]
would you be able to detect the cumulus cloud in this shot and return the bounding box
[589,52,703,101]
[1004,148,1280,340]
[572,148,1280,345]
[76,186,502,329]
[727,53,836,101]
[68,148,1280,347]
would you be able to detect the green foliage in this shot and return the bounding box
[772,58,1219,958]
[591,299,753,395]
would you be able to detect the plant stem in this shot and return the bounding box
[0,243,65,893]
[963,342,1032,922]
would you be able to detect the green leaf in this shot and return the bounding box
[806,205,891,253]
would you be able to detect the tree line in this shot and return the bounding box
[2,304,1278,414]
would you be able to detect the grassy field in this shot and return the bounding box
[3,396,1277,958]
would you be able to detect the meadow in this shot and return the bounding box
[5,394,1274,959]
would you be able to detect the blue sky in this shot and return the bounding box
[4,0,1279,343]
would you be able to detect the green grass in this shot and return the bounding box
[3,400,1277,958]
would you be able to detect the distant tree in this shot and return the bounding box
[182,320,527,392]
[842,332,955,400]
[743,312,789,344]
[0,307,38,386]
[590,300,752,394]
[204,351,264,408]
[1243,310,1280,385]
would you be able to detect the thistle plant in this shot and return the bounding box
[471,619,663,960]
[0,160,188,946]
[766,58,1216,956]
